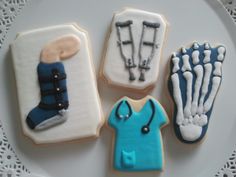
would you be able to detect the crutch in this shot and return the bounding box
[138,21,160,81]
[116,20,136,81]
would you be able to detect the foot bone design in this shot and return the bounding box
[169,42,226,143]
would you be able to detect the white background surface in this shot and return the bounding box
[0,0,236,177]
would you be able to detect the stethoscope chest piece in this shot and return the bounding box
[141,125,150,134]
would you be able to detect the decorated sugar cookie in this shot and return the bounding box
[168,42,226,144]
[11,24,104,144]
[101,8,168,92]
[108,96,168,171]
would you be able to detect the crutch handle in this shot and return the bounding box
[116,20,133,27]
[143,21,160,28]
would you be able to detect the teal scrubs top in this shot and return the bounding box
[108,97,168,171]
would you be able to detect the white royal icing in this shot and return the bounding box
[203,50,211,63]
[193,42,199,50]
[172,54,180,73]
[181,47,187,53]
[192,50,200,65]
[213,61,222,76]
[11,24,104,144]
[204,42,210,50]
[171,73,184,125]
[183,71,193,118]
[217,46,226,61]
[179,124,202,142]
[203,76,221,113]
[191,65,203,116]
[181,54,191,72]
[197,63,212,115]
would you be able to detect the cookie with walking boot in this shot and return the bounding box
[11,24,104,144]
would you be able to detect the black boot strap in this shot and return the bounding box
[38,101,69,110]
[41,87,67,96]
[38,73,66,83]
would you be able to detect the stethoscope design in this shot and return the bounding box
[115,99,155,134]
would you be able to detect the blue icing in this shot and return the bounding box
[168,43,225,144]
[121,150,136,168]
[108,98,168,171]
[37,62,68,105]
[26,62,68,130]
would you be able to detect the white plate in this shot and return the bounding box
[0,0,236,177]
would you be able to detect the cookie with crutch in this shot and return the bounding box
[101,8,168,92]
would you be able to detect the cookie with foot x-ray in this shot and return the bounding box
[168,42,226,144]
[100,8,168,92]
[11,24,104,144]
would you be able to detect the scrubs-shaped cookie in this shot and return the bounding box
[11,24,104,144]
[168,42,226,144]
[101,8,168,92]
[108,96,168,171]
